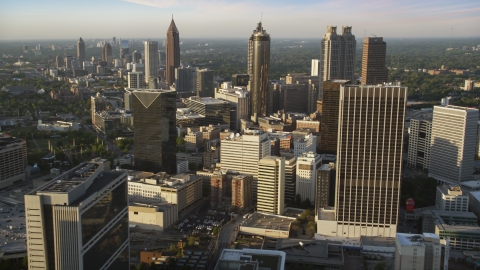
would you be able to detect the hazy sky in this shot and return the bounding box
[1,0,479,40]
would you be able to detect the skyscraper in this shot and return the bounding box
[56,55,64,68]
[428,105,478,183]
[319,79,350,154]
[102,43,113,65]
[361,37,388,85]
[144,41,159,84]
[318,26,356,99]
[120,40,129,59]
[296,151,322,203]
[25,161,130,270]
[128,72,145,89]
[248,22,270,123]
[132,50,142,63]
[0,135,27,189]
[175,66,194,93]
[196,68,214,97]
[318,85,406,238]
[166,18,180,85]
[77,37,85,69]
[133,89,177,174]
[257,156,285,215]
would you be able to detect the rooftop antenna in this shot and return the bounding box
[260,12,263,23]
[364,29,366,38]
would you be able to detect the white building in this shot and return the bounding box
[257,156,285,215]
[468,191,480,222]
[311,59,319,76]
[394,233,441,270]
[184,131,203,152]
[293,134,317,157]
[128,72,144,89]
[435,184,469,212]
[129,201,178,231]
[407,118,432,170]
[144,41,159,84]
[37,120,80,132]
[215,85,249,131]
[429,105,478,184]
[220,129,271,200]
[296,151,321,203]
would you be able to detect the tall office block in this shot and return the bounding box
[407,118,432,170]
[166,18,180,85]
[184,96,230,126]
[0,136,27,189]
[232,74,249,87]
[133,89,177,174]
[56,55,64,68]
[102,43,113,65]
[296,152,321,203]
[197,68,214,97]
[132,50,142,63]
[311,59,320,76]
[220,130,271,200]
[144,41,159,84]
[175,66,194,93]
[128,72,144,89]
[429,105,479,183]
[361,37,388,85]
[120,40,129,60]
[318,85,406,237]
[77,37,85,69]
[320,80,350,154]
[91,94,106,126]
[284,157,297,204]
[316,162,336,213]
[25,161,129,270]
[318,26,356,100]
[293,134,316,157]
[257,156,285,215]
[232,175,253,212]
[248,22,270,123]
[215,85,249,131]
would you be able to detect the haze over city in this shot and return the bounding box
[1,0,479,40]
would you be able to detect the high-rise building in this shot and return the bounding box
[24,161,130,270]
[128,72,144,89]
[166,18,180,85]
[144,41,159,84]
[197,68,214,97]
[248,22,270,123]
[22,45,28,53]
[215,85,249,131]
[65,55,73,69]
[428,105,478,184]
[311,59,320,76]
[91,93,106,126]
[220,130,271,200]
[175,66,194,93]
[284,157,297,204]
[296,152,322,203]
[318,26,356,100]
[102,43,113,65]
[435,184,469,212]
[407,118,432,170]
[133,89,177,174]
[232,74,249,87]
[293,134,317,157]
[120,40,129,59]
[184,96,230,126]
[210,172,226,209]
[232,175,253,212]
[315,162,336,213]
[257,156,285,215]
[77,37,85,69]
[394,233,442,270]
[318,85,406,237]
[0,135,27,189]
[361,37,388,85]
[320,79,350,154]
[132,50,142,63]
[56,55,64,68]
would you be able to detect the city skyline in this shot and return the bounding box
[1,0,479,40]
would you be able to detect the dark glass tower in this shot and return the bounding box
[248,22,270,123]
[77,37,85,69]
[361,37,388,85]
[102,43,112,63]
[133,89,177,174]
[166,18,180,86]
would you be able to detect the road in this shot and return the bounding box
[210,216,242,269]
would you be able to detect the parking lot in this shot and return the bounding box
[176,210,229,236]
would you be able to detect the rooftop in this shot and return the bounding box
[396,233,427,247]
[127,171,200,190]
[241,212,295,232]
[216,249,285,270]
[187,96,228,105]
[361,236,396,247]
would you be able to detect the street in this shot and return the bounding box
[210,216,242,269]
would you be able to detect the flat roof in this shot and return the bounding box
[470,191,480,202]
[187,96,228,105]
[241,212,295,231]
[461,180,480,189]
[70,172,124,206]
[396,233,426,247]
[361,236,396,247]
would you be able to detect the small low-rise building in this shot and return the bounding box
[394,233,441,270]
[239,212,295,239]
[436,184,469,212]
[129,201,178,231]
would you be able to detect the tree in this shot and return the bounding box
[137,262,147,270]
[149,262,157,270]
[167,258,177,270]
[187,236,195,246]
[124,144,131,151]
[374,262,387,270]
[176,137,185,145]
[213,227,220,236]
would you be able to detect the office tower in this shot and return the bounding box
[436,184,469,212]
[215,85,249,131]
[361,37,388,85]
[316,162,336,213]
[465,79,475,91]
[132,50,142,63]
[197,68,214,97]
[159,51,166,66]
[210,172,226,209]
[248,22,270,123]
[120,40,129,59]
[395,233,442,270]
[407,118,432,170]
[296,152,321,203]
[0,135,27,189]
[91,94,106,126]
[77,37,85,69]
[319,26,356,99]
[232,74,250,87]
[133,89,177,173]
[56,55,64,68]
[184,96,230,126]
[144,41,159,84]
[257,156,285,215]
[65,55,73,69]
[220,130,271,200]
[113,36,116,44]
[128,72,144,89]
[25,161,130,270]
[320,80,350,154]
[311,59,320,76]
[428,105,479,183]
[124,89,133,110]
[175,66,193,92]
[102,43,113,65]
[272,83,309,114]
[166,18,180,85]
[284,157,297,204]
[318,85,406,237]
[22,45,28,53]
[293,134,317,157]
[232,175,253,212]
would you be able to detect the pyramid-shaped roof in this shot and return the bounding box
[168,18,178,33]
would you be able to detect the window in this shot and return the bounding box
[134,212,138,215]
